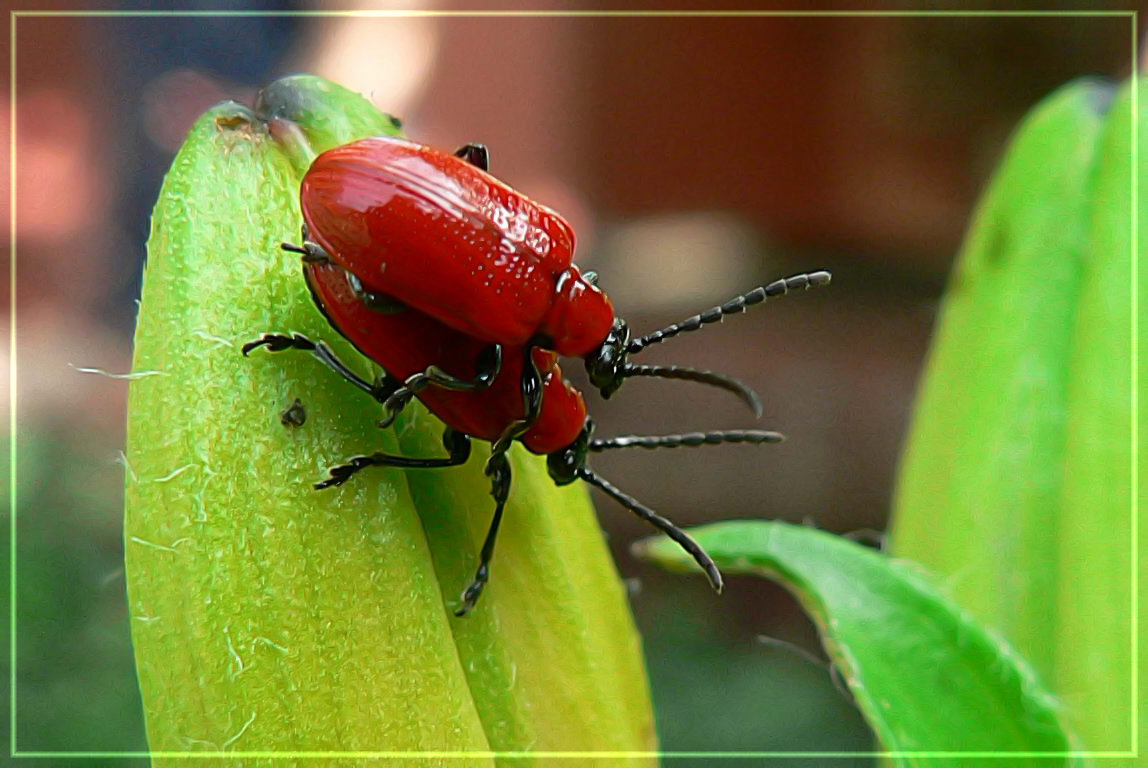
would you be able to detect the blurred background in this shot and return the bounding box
[2,1,1139,764]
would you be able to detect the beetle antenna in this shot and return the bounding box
[589,429,784,451]
[628,270,831,354]
[281,242,308,255]
[577,467,723,593]
[622,364,762,417]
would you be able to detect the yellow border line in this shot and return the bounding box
[9,9,17,761]
[7,8,1139,761]
[9,9,1138,18]
[9,750,1144,760]
[1130,10,1141,760]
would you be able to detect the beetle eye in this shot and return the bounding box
[546,447,578,485]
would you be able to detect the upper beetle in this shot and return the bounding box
[289,136,830,405]
[247,136,830,614]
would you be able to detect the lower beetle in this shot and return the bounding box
[246,142,829,614]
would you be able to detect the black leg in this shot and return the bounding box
[281,225,332,264]
[245,333,502,430]
[316,428,471,489]
[378,345,503,428]
[242,333,397,404]
[455,449,512,616]
[488,345,544,458]
[454,143,490,171]
[455,346,544,616]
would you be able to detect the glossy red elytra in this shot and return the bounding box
[245,136,830,615]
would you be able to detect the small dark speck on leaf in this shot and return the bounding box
[281,398,306,428]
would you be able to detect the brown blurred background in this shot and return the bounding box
[3,2,1138,763]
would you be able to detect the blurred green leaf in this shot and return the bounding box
[891,76,1140,757]
[1053,79,1139,757]
[890,80,1108,668]
[637,520,1075,763]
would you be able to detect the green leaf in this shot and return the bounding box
[890,76,1141,756]
[636,521,1076,762]
[1052,79,1140,757]
[889,80,1110,672]
[125,76,655,760]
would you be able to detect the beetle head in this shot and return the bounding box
[584,320,632,399]
[546,419,594,485]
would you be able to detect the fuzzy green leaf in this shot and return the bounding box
[125,76,654,761]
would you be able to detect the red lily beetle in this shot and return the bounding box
[245,137,830,614]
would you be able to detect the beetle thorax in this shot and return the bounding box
[538,266,617,358]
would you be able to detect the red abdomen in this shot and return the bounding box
[304,260,586,455]
[300,137,615,357]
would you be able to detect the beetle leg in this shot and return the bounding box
[488,345,544,458]
[403,345,502,393]
[453,143,490,172]
[281,239,331,264]
[454,347,541,615]
[378,345,503,428]
[455,449,511,616]
[315,427,471,489]
[242,333,396,403]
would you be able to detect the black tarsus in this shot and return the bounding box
[242,333,397,404]
[578,467,723,593]
[455,451,512,616]
[628,270,831,354]
[316,428,472,489]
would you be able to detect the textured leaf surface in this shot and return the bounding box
[125,75,654,762]
[891,77,1141,757]
[638,521,1075,763]
[890,81,1110,671]
[1052,80,1139,757]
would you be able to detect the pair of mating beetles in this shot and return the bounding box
[244,136,830,615]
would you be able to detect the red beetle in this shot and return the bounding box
[292,137,829,405]
[298,137,610,358]
[246,138,830,614]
